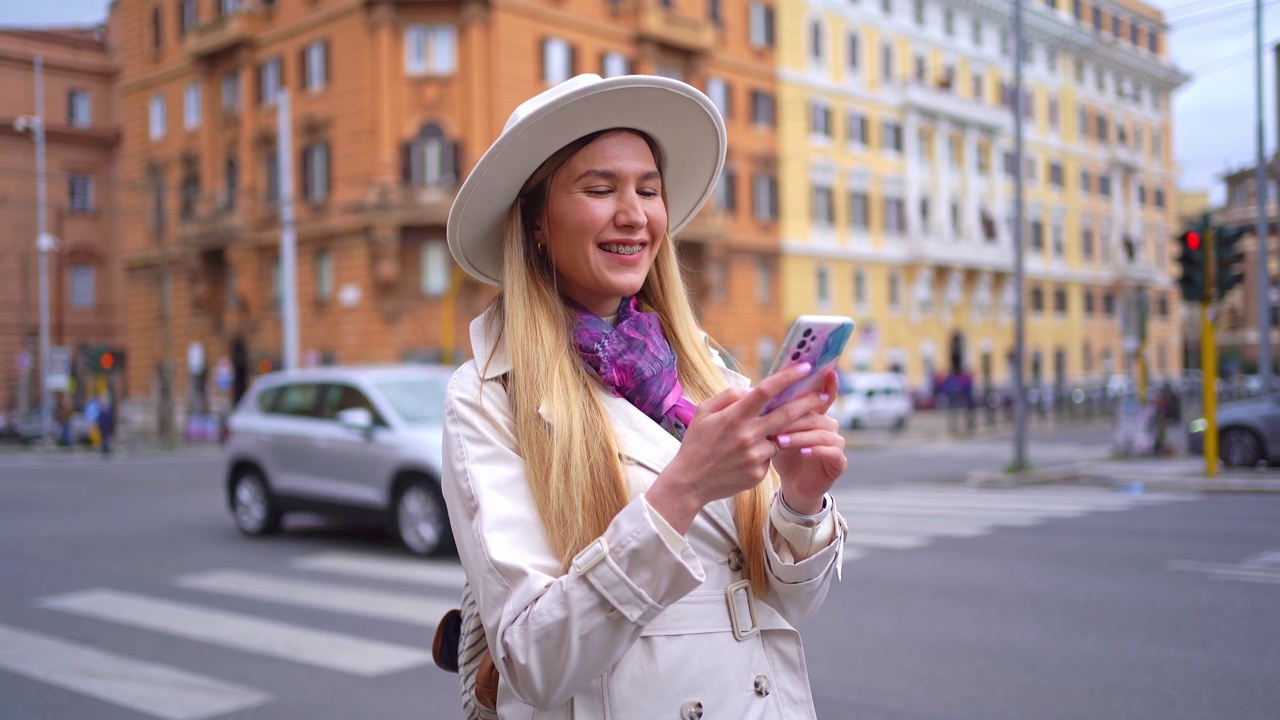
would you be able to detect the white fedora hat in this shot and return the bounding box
[446,73,727,286]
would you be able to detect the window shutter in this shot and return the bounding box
[322,41,330,87]
[402,142,413,185]
[449,141,461,185]
[322,142,332,197]
[725,170,736,212]
[299,47,307,89]
[301,146,312,200]
[765,6,775,47]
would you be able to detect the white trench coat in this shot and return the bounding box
[442,310,847,720]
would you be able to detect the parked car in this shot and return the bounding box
[1,409,93,445]
[223,364,456,556]
[1185,394,1280,468]
[827,372,912,430]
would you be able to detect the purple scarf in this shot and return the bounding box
[571,296,697,440]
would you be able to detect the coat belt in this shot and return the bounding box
[639,584,792,639]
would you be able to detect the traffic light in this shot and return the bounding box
[1176,228,1207,302]
[1214,225,1246,300]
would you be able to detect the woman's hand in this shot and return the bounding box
[769,369,846,515]
[646,363,835,534]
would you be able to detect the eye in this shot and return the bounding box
[638,188,661,198]
[584,187,613,197]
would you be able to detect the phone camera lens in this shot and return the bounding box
[802,329,813,337]
[797,340,808,350]
[791,351,801,361]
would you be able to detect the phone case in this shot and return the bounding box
[761,315,855,414]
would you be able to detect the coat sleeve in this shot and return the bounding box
[760,496,847,625]
[441,366,707,711]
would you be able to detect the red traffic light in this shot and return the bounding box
[100,352,114,370]
[1186,231,1201,250]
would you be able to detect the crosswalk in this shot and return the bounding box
[1,485,1196,719]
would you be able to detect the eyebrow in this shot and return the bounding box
[573,168,662,183]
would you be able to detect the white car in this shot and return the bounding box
[827,372,912,430]
[223,364,455,556]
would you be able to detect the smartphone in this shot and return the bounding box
[761,315,855,415]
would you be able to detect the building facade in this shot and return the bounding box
[774,0,1185,397]
[0,26,122,415]
[1211,166,1279,374]
[112,0,783,428]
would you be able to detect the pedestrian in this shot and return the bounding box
[55,392,74,447]
[441,74,849,719]
[97,388,115,456]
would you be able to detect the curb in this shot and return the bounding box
[966,463,1280,493]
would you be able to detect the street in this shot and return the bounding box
[1,437,1278,720]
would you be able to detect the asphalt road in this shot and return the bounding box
[1,442,1277,720]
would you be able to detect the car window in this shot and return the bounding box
[372,377,448,425]
[318,384,388,426]
[256,387,282,413]
[274,383,323,418]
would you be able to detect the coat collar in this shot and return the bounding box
[468,305,748,541]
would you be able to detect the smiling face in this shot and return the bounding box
[532,130,668,317]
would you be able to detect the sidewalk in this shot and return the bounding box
[0,437,224,460]
[967,455,1280,493]
[843,407,1112,448]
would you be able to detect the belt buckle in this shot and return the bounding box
[725,579,760,641]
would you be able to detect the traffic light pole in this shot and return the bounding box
[1202,224,1218,478]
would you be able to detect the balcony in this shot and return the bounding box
[902,84,1011,133]
[680,206,732,242]
[180,206,246,250]
[635,3,716,54]
[184,11,261,61]
[1106,143,1144,171]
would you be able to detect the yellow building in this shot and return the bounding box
[775,0,1185,398]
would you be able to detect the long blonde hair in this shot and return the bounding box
[483,129,775,595]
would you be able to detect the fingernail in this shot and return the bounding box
[819,393,830,403]
[800,447,813,456]
[776,434,792,447]
[796,362,812,374]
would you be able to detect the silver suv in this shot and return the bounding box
[223,364,455,556]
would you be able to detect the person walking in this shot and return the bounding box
[441,74,848,720]
[96,388,115,456]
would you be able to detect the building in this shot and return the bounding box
[1210,166,1279,374]
[774,0,1185,398]
[112,0,783,431]
[0,26,122,416]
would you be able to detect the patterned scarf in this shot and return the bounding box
[571,296,697,440]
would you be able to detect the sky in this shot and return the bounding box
[2,0,1274,203]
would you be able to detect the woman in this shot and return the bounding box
[443,74,848,719]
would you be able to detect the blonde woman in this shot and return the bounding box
[443,74,848,719]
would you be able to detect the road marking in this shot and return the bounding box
[849,517,994,537]
[1167,557,1280,586]
[844,531,932,550]
[292,551,467,589]
[0,622,270,720]
[38,589,432,677]
[174,569,456,627]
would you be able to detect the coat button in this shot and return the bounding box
[680,700,704,719]
[754,674,772,697]
[727,548,744,571]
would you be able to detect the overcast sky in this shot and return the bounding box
[2,0,1273,203]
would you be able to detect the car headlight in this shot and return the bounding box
[1188,418,1207,434]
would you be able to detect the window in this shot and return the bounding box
[1138,184,1146,205]
[950,201,960,235]
[315,249,334,302]
[914,54,926,83]
[980,209,996,240]
[541,37,574,85]
[222,156,238,210]
[882,0,892,14]
[884,196,904,233]
[1099,175,1112,197]
[845,32,860,75]
[809,101,832,138]
[67,89,91,128]
[602,51,629,78]
[1112,14,1121,37]
[714,166,736,212]
[919,197,930,226]
[1157,294,1169,318]
[1103,291,1115,316]
[881,120,903,152]
[1030,219,1044,250]
[1092,6,1102,31]
[148,165,166,234]
[179,0,197,34]
[808,19,824,64]
[1052,222,1063,257]
[849,190,869,229]
[1154,188,1165,208]
[1084,290,1095,315]
[811,185,834,226]
[889,272,901,311]
[755,258,773,304]
[258,57,282,105]
[69,175,94,213]
[749,2,775,48]
[847,111,867,145]
[303,40,328,92]
[752,173,778,222]
[222,71,240,113]
[882,42,894,81]
[972,72,983,100]
[708,0,722,25]
[180,162,199,220]
[183,83,202,130]
[816,266,831,307]
[854,269,867,307]
[1030,286,1044,313]
[275,383,322,417]
[971,19,982,46]
[404,123,459,188]
[751,90,776,127]
[1148,31,1158,53]
[1048,98,1059,130]
[1081,170,1091,194]
[149,94,166,140]
[912,0,924,25]
[419,239,450,297]
[1054,287,1067,315]
[264,153,279,205]
[151,7,163,53]
[302,142,331,203]
[405,24,457,76]
[706,77,730,118]
[944,8,954,36]
[69,265,95,309]
[1049,162,1063,188]
[1083,226,1094,258]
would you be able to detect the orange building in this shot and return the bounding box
[0,26,122,416]
[112,0,782,430]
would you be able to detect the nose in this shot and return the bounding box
[614,189,646,229]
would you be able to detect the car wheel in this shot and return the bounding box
[394,478,453,557]
[1220,428,1263,468]
[230,467,283,536]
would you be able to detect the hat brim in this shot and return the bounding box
[447,75,727,286]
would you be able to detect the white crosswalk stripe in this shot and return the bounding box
[833,485,1196,562]
[0,623,270,720]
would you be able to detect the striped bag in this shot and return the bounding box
[433,583,499,720]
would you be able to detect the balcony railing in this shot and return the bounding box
[902,84,1011,133]
[184,10,260,60]
[635,3,716,54]
[180,206,245,249]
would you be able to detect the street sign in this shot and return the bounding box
[46,345,69,391]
